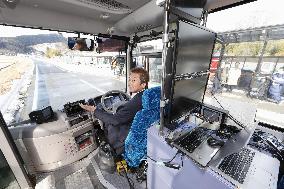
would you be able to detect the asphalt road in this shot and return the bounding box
[20,59,125,120]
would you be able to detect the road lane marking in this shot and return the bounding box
[32,64,39,110]
[99,82,113,86]
[79,79,106,94]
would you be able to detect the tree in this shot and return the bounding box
[45,47,62,58]
[224,42,262,56]
[265,39,284,56]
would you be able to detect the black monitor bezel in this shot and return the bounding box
[164,20,217,129]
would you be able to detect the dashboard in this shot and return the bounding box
[102,95,122,109]
[64,93,126,117]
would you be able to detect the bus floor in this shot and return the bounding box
[35,148,146,189]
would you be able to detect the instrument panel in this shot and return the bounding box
[89,94,124,110]
[64,93,125,117]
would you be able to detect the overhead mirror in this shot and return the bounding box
[68,37,94,51]
[96,37,126,53]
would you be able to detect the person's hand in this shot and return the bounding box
[79,103,96,112]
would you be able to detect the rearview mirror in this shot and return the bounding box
[96,37,126,53]
[68,37,94,51]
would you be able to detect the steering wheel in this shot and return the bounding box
[101,90,131,113]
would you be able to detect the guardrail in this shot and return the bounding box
[0,63,15,71]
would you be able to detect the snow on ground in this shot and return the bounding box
[0,62,34,125]
[44,57,115,77]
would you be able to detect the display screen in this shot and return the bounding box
[169,76,207,122]
[201,104,228,124]
[112,96,121,104]
[42,106,52,118]
[166,21,216,126]
[175,21,216,75]
[104,98,112,108]
[203,108,220,123]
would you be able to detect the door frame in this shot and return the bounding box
[0,111,32,189]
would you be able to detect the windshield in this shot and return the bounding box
[206,0,284,128]
[0,26,126,125]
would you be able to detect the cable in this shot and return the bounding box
[121,168,135,189]
[135,161,148,183]
[148,151,180,164]
[211,94,246,129]
[147,152,182,170]
[147,155,157,163]
[181,154,184,168]
[165,151,180,164]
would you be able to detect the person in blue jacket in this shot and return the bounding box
[268,67,284,103]
[80,67,149,154]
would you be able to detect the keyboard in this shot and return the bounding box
[218,148,255,184]
[174,127,211,153]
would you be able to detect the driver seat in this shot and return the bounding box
[124,86,160,167]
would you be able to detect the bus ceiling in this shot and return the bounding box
[0,0,256,36]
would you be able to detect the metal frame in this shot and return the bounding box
[169,6,201,25]
[0,111,32,189]
[159,0,171,135]
[160,0,214,133]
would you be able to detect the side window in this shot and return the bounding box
[148,57,162,87]
[134,39,163,87]
[0,150,20,189]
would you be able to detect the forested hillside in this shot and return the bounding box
[0,34,66,55]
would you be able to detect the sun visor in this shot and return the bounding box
[205,0,254,13]
[115,0,206,35]
[173,0,207,8]
[114,1,163,35]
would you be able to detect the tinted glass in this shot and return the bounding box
[0,150,20,189]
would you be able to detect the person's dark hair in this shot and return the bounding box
[76,38,88,50]
[130,67,149,84]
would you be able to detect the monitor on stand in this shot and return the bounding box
[165,20,216,130]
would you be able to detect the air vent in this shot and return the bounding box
[0,0,20,9]
[60,0,132,14]
[136,24,153,32]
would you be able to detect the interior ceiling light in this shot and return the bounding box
[1,0,20,9]
[59,0,132,14]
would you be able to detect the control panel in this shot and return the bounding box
[64,100,86,117]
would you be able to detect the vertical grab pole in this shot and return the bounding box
[159,0,171,136]
[126,44,132,93]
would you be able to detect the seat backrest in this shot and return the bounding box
[142,86,161,110]
[124,86,160,167]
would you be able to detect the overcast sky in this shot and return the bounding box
[206,0,284,32]
[0,0,283,36]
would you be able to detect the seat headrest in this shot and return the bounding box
[142,86,161,110]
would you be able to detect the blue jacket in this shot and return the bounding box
[268,73,284,102]
[94,92,143,153]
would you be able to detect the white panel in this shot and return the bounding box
[114,0,163,34]
[0,4,111,34]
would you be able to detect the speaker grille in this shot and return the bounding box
[75,0,132,14]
